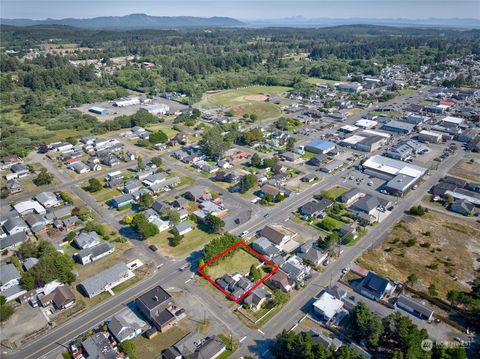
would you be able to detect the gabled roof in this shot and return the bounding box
[0,264,21,285]
[360,272,390,296]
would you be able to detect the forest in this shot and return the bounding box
[1,24,479,157]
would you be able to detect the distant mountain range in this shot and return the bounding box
[246,16,480,29]
[1,14,479,29]
[0,13,244,29]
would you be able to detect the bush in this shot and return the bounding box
[409,205,428,216]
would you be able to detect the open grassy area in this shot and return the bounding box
[132,323,191,359]
[206,248,264,279]
[398,89,417,95]
[356,211,480,300]
[321,186,348,200]
[305,77,339,85]
[145,123,179,138]
[316,216,344,232]
[199,86,291,107]
[449,157,480,182]
[231,102,283,121]
[301,151,317,160]
[147,226,218,257]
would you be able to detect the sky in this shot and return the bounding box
[1,0,479,20]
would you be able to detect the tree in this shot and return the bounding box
[0,296,6,306]
[204,213,225,234]
[249,264,261,282]
[86,178,102,192]
[18,240,38,259]
[262,156,279,169]
[149,130,168,144]
[118,340,136,359]
[286,137,297,151]
[65,231,76,242]
[170,233,184,247]
[192,108,201,118]
[131,214,159,240]
[199,258,207,274]
[137,156,145,170]
[409,205,428,216]
[348,302,384,348]
[249,114,258,122]
[202,234,239,262]
[250,153,262,167]
[0,300,14,322]
[407,273,418,287]
[382,312,430,359]
[428,283,438,297]
[239,174,257,193]
[200,126,232,159]
[161,208,180,224]
[242,128,263,145]
[271,289,288,306]
[33,168,53,186]
[138,193,154,210]
[58,191,73,204]
[10,256,21,272]
[122,215,133,224]
[150,157,163,167]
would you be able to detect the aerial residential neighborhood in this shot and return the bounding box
[0,2,479,359]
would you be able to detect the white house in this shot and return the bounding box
[34,192,59,208]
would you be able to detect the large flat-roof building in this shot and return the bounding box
[140,103,170,115]
[362,155,427,195]
[417,130,442,143]
[382,120,416,134]
[305,140,336,154]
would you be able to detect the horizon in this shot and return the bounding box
[2,1,479,21]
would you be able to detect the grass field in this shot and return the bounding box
[199,86,291,107]
[206,248,264,279]
[357,211,480,300]
[302,151,317,159]
[398,89,417,95]
[305,77,339,85]
[322,186,348,200]
[231,102,282,120]
[145,123,179,138]
[147,226,218,257]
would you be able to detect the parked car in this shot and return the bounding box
[149,244,158,252]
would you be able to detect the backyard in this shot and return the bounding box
[205,247,267,280]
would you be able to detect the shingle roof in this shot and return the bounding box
[0,264,20,286]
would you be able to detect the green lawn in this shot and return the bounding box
[92,188,121,202]
[232,102,283,121]
[322,186,348,200]
[217,334,238,359]
[206,248,264,279]
[132,325,190,359]
[147,226,218,257]
[345,228,367,247]
[145,123,178,138]
[305,77,339,85]
[302,151,317,159]
[398,89,417,95]
[316,216,344,232]
[177,176,196,188]
[199,85,291,107]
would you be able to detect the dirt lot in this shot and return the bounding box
[0,303,49,348]
[449,156,480,182]
[357,211,480,300]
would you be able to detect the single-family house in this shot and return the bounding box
[76,242,115,265]
[108,307,149,343]
[358,272,395,301]
[173,222,193,236]
[74,231,101,249]
[79,263,133,298]
[244,287,269,312]
[450,199,474,216]
[111,194,134,209]
[136,286,177,332]
[34,192,59,208]
[260,224,296,247]
[299,199,333,218]
[268,270,294,292]
[313,292,344,322]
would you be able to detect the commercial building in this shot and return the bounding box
[140,103,170,115]
[88,107,109,115]
[404,114,430,125]
[362,155,427,195]
[381,120,416,134]
[136,286,177,332]
[355,119,378,129]
[336,82,363,93]
[417,130,442,143]
[113,97,140,107]
[305,140,336,154]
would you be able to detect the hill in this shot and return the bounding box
[0,13,244,29]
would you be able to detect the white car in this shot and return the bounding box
[240,231,249,238]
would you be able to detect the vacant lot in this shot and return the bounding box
[200,86,290,106]
[322,185,348,200]
[357,211,480,300]
[449,157,480,182]
[206,248,264,279]
[147,226,217,257]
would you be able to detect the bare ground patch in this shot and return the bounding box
[449,157,480,182]
[357,211,480,300]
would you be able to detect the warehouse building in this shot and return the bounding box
[88,107,109,115]
[362,155,427,195]
[404,114,430,125]
[140,103,170,115]
[417,130,442,143]
[113,97,140,107]
[305,140,336,154]
[355,119,378,129]
[382,120,416,134]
